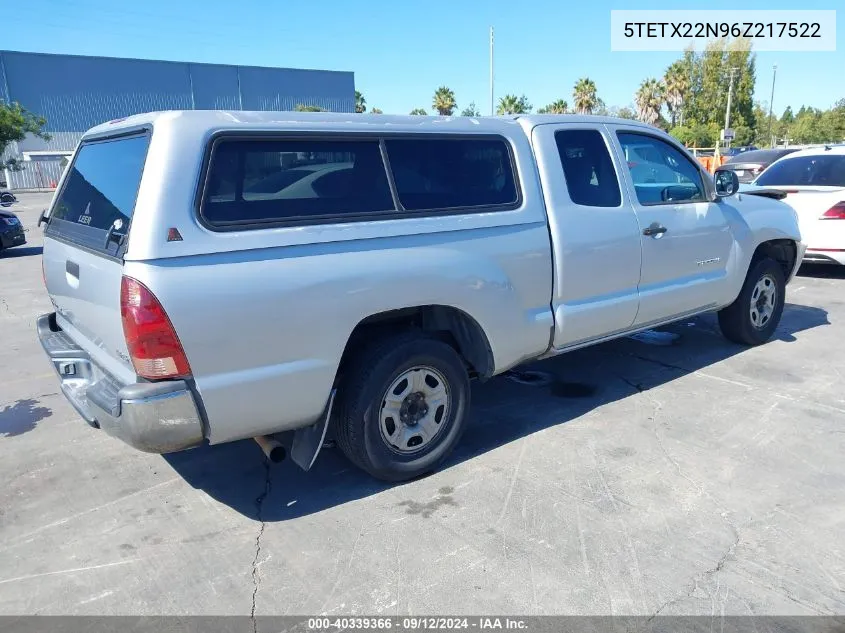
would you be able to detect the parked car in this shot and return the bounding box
[37,111,804,481]
[0,209,26,253]
[1,190,18,207]
[746,145,845,265]
[721,148,800,183]
[721,145,758,158]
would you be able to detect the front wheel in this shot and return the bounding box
[0,193,14,207]
[334,332,470,482]
[718,257,786,346]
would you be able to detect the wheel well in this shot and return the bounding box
[339,306,495,381]
[751,239,797,278]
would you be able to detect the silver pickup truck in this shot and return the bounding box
[37,111,804,481]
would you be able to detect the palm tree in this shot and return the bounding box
[635,78,664,126]
[572,78,598,114]
[496,94,532,115]
[410,108,428,115]
[355,91,367,113]
[663,62,688,127]
[432,86,457,115]
[538,99,568,114]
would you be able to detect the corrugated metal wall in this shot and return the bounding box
[1,51,355,189]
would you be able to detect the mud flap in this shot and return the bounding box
[290,389,336,471]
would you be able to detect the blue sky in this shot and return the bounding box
[5,0,844,116]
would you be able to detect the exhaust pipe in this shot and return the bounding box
[254,435,286,463]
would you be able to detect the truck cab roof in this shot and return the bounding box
[86,109,662,140]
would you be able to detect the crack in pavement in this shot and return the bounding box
[615,373,645,393]
[648,521,744,619]
[250,458,271,633]
[627,353,692,375]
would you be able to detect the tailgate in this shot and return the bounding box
[43,131,151,384]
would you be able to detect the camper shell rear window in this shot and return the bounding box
[46,131,150,258]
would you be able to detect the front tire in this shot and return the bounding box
[718,257,786,346]
[334,332,470,482]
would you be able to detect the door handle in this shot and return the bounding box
[643,223,668,237]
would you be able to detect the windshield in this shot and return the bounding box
[756,154,845,187]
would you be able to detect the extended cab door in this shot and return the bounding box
[607,126,734,326]
[531,123,642,348]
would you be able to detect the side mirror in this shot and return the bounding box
[37,209,49,227]
[714,168,739,198]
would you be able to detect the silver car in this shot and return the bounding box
[38,111,803,481]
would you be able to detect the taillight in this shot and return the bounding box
[120,276,191,380]
[820,202,845,220]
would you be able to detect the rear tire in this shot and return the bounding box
[718,257,785,346]
[334,332,470,482]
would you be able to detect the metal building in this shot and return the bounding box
[0,50,355,190]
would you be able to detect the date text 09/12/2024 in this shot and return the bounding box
[307,617,528,630]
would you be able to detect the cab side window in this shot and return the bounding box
[554,129,621,207]
[617,132,706,206]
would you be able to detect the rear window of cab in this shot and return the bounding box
[199,135,520,228]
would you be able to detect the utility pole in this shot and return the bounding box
[723,67,739,149]
[767,64,777,147]
[490,27,495,116]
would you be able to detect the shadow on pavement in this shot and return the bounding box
[165,303,830,522]
[0,398,53,437]
[1,246,43,258]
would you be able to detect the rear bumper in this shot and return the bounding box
[36,312,205,453]
[803,248,845,266]
[0,227,26,248]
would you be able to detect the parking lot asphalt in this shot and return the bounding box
[1,192,844,616]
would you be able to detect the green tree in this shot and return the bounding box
[371,108,383,114]
[663,61,689,127]
[409,108,428,115]
[496,94,531,114]
[670,122,720,147]
[537,99,568,114]
[460,102,481,116]
[0,101,50,171]
[726,39,756,132]
[781,106,794,124]
[295,104,325,112]
[355,91,366,113]
[676,38,755,139]
[615,106,637,120]
[635,78,664,126]
[825,98,845,141]
[432,86,457,115]
[593,98,608,115]
[572,77,598,114]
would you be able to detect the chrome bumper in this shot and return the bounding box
[36,312,205,453]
